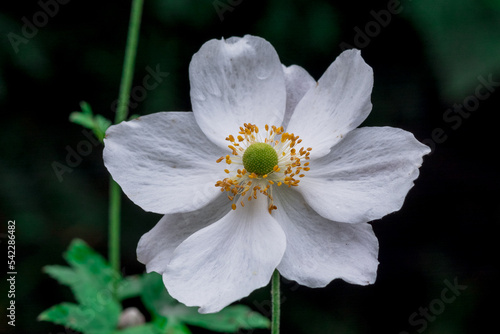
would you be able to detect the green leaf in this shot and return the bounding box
[69,101,111,142]
[113,323,162,334]
[140,272,177,318]
[117,275,144,301]
[179,305,270,333]
[38,302,90,333]
[93,114,112,141]
[69,111,96,129]
[44,265,80,286]
[38,302,115,334]
[39,239,122,333]
[130,316,192,334]
[62,239,119,307]
[80,101,93,116]
[162,320,192,334]
[140,272,270,333]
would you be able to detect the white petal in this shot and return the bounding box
[103,112,225,214]
[274,186,379,287]
[281,64,316,131]
[189,35,286,148]
[163,195,286,313]
[297,127,431,224]
[286,49,373,158]
[137,193,230,273]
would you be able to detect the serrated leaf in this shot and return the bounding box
[63,239,119,307]
[140,272,269,332]
[38,302,90,332]
[69,101,111,142]
[179,305,270,333]
[38,302,115,334]
[117,275,144,301]
[44,265,79,286]
[39,239,122,333]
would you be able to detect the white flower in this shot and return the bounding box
[103,35,430,314]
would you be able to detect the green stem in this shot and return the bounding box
[109,0,144,292]
[271,270,281,334]
[114,0,144,124]
[109,179,121,280]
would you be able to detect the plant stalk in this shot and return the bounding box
[114,0,144,124]
[109,0,144,292]
[271,270,281,334]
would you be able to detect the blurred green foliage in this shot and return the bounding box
[403,0,500,99]
[39,239,270,333]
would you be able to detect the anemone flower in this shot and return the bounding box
[103,35,430,313]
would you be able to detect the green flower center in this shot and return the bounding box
[242,143,278,176]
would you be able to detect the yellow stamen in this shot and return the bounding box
[215,123,312,213]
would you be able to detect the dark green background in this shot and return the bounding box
[1,0,499,333]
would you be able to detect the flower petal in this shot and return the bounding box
[163,195,286,313]
[297,127,431,224]
[137,193,230,273]
[274,186,379,287]
[286,49,373,158]
[189,35,286,148]
[281,64,316,130]
[103,112,224,214]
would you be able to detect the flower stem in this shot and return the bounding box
[114,0,144,124]
[271,270,281,334]
[109,179,121,279]
[109,0,144,293]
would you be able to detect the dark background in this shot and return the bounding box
[1,0,499,333]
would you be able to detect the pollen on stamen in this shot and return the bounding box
[215,123,312,213]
